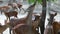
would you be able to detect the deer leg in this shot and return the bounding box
[9,28,11,34]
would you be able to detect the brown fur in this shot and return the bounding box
[32,15,40,29]
[53,21,60,34]
[4,11,18,20]
[0,6,10,14]
[12,23,39,34]
[10,14,40,28]
[9,14,40,34]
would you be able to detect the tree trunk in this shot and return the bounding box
[39,0,46,34]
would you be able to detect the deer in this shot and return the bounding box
[49,9,60,34]
[0,6,18,34]
[9,0,39,34]
[44,11,57,34]
[0,5,18,21]
[9,13,41,30]
[10,14,40,34]
[4,10,18,20]
[9,0,37,27]
[10,13,40,34]
[7,13,40,34]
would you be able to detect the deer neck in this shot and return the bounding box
[25,0,37,25]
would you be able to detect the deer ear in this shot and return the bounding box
[54,12,57,16]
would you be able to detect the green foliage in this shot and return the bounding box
[27,0,57,4]
[28,0,42,4]
[37,0,42,4]
[28,0,34,4]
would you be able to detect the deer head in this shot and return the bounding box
[48,11,57,25]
